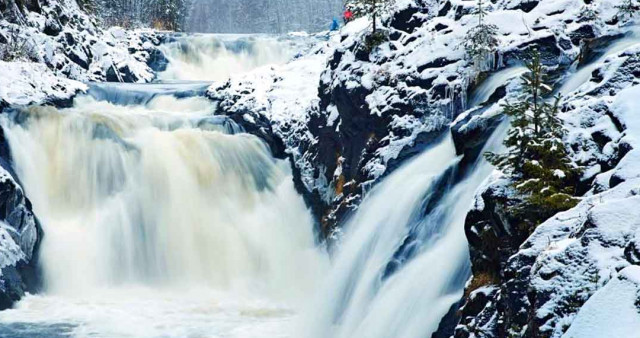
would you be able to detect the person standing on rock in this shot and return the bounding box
[331,17,340,31]
[344,8,354,24]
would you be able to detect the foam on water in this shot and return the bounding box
[0,94,328,337]
[157,35,299,82]
[298,122,509,338]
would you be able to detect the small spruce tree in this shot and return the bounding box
[485,50,581,233]
[464,0,499,71]
[616,0,640,21]
[345,0,393,34]
[579,4,598,23]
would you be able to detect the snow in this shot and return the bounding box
[493,59,640,333]
[615,86,640,142]
[0,61,87,106]
[1,1,159,83]
[3,0,640,332]
[0,167,36,276]
[458,2,640,334]
[563,266,640,338]
[207,33,337,195]
[0,222,24,274]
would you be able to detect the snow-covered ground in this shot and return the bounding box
[0,61,86,106]
[458,10,640,335]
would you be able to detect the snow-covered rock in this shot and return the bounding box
[203,0,636,243]
[0,60,86,107]
[0,163,42,310]
[204,0,640,334]
[288,0,629,235]
[0,0,163,83]
[457,22,640,337]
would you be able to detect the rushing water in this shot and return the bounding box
[0,95,328,337]
[298,121,508,338]
[0,34,516,338]
[559,27,640,96]
[157,34,304,82]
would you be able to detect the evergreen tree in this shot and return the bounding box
[93,0,190,30]
[148,0,187,31]
[579,3,598,22]
[464,0,499,71]
[485,51,581,233]
[616,0,640,21]
[345,0,393,34]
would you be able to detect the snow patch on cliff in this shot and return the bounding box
[0,61,86,106]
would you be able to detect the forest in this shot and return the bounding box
[91,0,343,33]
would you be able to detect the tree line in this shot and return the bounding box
[82,0,190,31]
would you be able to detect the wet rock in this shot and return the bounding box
[43,18,61,36]
[451,109,505,156]
[0,132,43,310]
[147,48,169,73]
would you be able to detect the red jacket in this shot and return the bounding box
[344,10,354,20]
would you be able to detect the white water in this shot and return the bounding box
[157,35,300,82]
[300,120,508,338]
[559,28,640,96]
[469,66,527,107]
[0,32,516,338]
[0,95,328,337]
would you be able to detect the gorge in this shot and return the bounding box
[1,0,640,337]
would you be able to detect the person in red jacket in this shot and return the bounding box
[344,9,354,23]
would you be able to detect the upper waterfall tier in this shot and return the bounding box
[156,34,315,82]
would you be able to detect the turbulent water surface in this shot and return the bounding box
[157,34,306,82]
[0,34,512,338]
[0,93,328,337]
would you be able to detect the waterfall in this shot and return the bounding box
[0,31,520,337]
[0,94,328,337]
[299,122,509,338]
[469,66,527,107]
[157,34,302,81]
[559,28,640,96]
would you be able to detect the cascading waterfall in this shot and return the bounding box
[0,94,328,337]
[0,31,523,338]
[298,66,523,337]
[299,120,508,338]
[468,66,527,107]
[157,34,301,81]
[559,27,640,96]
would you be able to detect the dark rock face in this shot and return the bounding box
[0,0,162,83]
[0,177,43,310]
[451,108,505,157]
[0,129,43,310]
[147,47,169,73]
[221,109,287,160]
[290,4,464,237]
[455,34,640,338]
[289,0,605,238]
[389,0,429,34]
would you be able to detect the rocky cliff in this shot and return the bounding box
[207,0,640,336]
[2,0,640,334]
